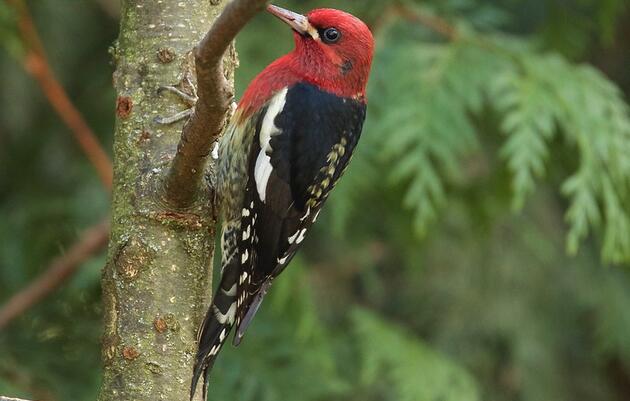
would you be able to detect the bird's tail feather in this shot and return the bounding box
[233,278,272,346]
[190,251,240,400]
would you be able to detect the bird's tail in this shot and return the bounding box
[190,228,241,400]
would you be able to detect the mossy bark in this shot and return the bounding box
[99,1,235,400]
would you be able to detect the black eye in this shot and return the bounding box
[322,27,341,44]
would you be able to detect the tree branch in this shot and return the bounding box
[9,0,113,190]
[163,0,270,209]
[0,219,110,330]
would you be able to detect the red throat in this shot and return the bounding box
[237,8,374,120]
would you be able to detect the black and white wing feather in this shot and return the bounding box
[234,82,366,342]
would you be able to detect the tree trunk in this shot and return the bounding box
[99,1,235,400]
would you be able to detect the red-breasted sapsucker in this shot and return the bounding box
[191,5,374,399]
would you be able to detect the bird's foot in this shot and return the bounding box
[154,75,198,125]
[154,108,194,125]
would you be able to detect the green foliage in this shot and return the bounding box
[366,27,506,234]
[351,4,630,263]
[393,199,630,401]
[352,309,480,401]
[492,53,630,261]
[490,55,560,210]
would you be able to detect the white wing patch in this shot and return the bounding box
[222,283,237,296]
[213,302,236,324]
[255,88,288,203]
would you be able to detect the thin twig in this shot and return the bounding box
[9,0,113,190]
[371,3,458,40]
[392,4,522,62]
[164,0,270,209]
[396,4,458,40]
[0,219,110,330]
[0,365,56,401]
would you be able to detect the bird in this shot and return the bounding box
[191,4,374,399]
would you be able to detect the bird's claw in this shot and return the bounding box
[157,85,198,106]
[155,76,198,125]
[154,108,194,125]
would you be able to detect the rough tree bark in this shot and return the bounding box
[98,1,235,400]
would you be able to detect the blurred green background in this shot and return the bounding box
[1,0,630,400]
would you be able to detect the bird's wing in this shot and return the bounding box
[233,82,366,345]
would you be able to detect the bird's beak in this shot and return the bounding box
[267,4,315,38]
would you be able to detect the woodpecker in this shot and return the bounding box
[191,5,374,399]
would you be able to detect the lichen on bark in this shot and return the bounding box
[99,1,236,400]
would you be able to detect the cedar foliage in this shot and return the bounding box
[337,1,630,263]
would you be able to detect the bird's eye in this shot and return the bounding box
[322,28,341,44]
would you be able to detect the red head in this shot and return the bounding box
[238,5,374,118]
